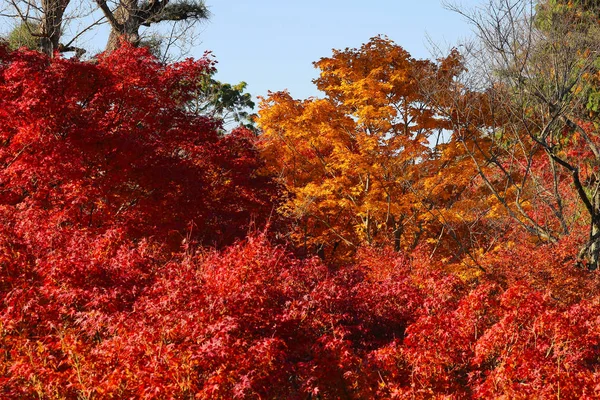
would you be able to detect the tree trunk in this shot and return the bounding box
[392,215,404,252]
[586,188,600,270]
[587,225,600,270]
[105,0,141,53]
[578,188,600,270]
[40,0,69,56]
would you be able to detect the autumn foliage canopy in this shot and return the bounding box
[1,5,600,398]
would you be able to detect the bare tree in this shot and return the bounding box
[441,0,600,268]
[0,0,88,56]
[1,0,208,57]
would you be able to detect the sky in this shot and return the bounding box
[191,0,481,103]
[1,0,481,103]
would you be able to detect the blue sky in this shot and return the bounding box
[192,1,480,102]
[1,0,480,102]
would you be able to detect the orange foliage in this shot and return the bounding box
[259,37,501,267]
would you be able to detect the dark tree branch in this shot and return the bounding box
[57,42,85,57]
[95,0,123,31]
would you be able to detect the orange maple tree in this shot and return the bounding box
[258,37,494,264]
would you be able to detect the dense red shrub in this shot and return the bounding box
[0,44,275,397]
[0,44,273,249]
[2,232,600,398]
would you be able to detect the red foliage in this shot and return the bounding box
[1,44,599,399]
[0,44,273,249]
[0,44,275,397]
[2,232,600,398]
